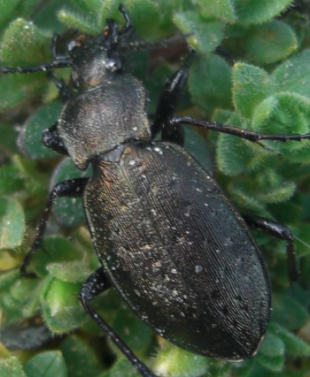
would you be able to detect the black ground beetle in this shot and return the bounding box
[2,6,310,377]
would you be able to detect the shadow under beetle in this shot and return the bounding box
[2,6,310,377]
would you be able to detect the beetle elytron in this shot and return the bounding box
[1,6,309,377]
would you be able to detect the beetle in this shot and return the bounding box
[1,5,310,377]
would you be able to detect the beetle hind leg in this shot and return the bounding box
[168,116,310,144]
[80,268,157,377]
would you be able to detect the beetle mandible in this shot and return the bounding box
[2,5,310,377]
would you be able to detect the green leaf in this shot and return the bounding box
[47,261,92,283]
[228,182,267,214]
[234,0,293,25]
[98,358,139,377]
[69,0,103,13]
[227,169,295,210]
[232,63,272,119]
[0,73,46,111]
[270,323,310,357]
[189,54,232,115]
[125,0,160,38]
[12,155,48,197]
[0,123,19,155]
[0,270,19,291]
[174,11,225,55]
[272,49,310,98]
[33,0,67,33]
[0,197,25,250]
[0,19,51,65]
[255,170,296,204]
[256,353,284,372]
[58,9,98,34]
[50,158,92,228]
[10,277,38,303]
[260,333,285,357]
[16,0,43,19]
[272,294,309,331]
[0,165,23,195]
[157,0,183,33]
[7,277,41,318]
[61,336,102,377]
[217,134,258,176]
[41,278,87,333]
[32,236,81,277]
[293,224,310,257]
[18,102,62,160]
[216,112,270,176]
[194,0,236,23]
[0,0,20,25]
[244,20,298,64]
[252,93,310,154]
[97,0,123,27]
[184,126,214,173]
[153,342,209,377]
[1,321,52,351]
[24,351,68,377]
[113,307,153,353]
[0,357,27,377]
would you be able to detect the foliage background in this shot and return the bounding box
[0,0,310,376]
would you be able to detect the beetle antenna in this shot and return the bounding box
[0,57,72,75]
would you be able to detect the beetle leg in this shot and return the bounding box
[243,215,298,283]
[152,68,188,145]
[41,123,69,155]
[0,34,72,75]
[20,178,89,276]
[80,268,157,377]
[169,116,310,144]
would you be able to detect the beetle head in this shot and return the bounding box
[68,20,124,88]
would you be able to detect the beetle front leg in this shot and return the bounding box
[152,68,188,145]
[243,215,298,283]
[41,122,69,155]
[80,268,157,377]
[169,116,310,144]
[21,178,89,276]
